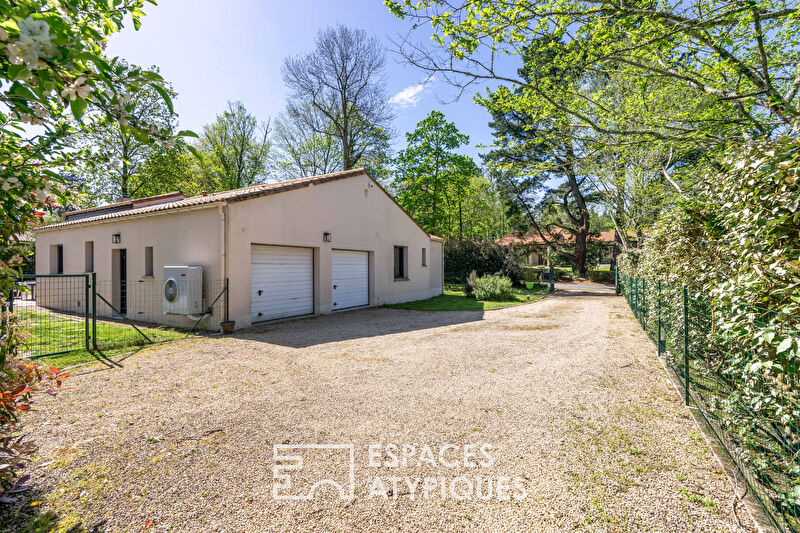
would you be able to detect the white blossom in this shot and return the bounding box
[60,77,93,101]
[19,16,50,41]
[7,36,40,69]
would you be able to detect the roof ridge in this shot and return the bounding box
[37,168,370,231]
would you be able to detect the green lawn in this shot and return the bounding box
[388,286,548,311]
[16,311,185,366]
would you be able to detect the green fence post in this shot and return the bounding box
[683,286,690,405]
[657,281,662,358]
[84,274,90,351]
[224,278,229,322]
[643,278,647,329]
[91,272,97,351]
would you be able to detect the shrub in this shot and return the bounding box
[588,270,615,283]
[524,267,537,283]
[443,240,524,284]
[0,311,68,497]
[472,275,514,301]
[464,270,477,297]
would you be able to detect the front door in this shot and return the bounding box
[113,248,128,316]
[119,249,127,315]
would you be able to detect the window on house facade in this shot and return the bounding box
[144,246,154,277]
[394,246,407,280]
[85,241,94,272]
[50,244,63,274]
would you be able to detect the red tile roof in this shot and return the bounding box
[37,168,369,231]
[497,229,634,246]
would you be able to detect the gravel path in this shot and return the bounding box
[11,291,755,532]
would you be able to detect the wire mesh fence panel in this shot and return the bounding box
[9,274,89,358]
[619,273,800,533]
[92,278,228,352]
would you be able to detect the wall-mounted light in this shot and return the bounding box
[112,233,121,243]
[323,232,331,243]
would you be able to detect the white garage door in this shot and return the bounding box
[251,245,313,322]
[332,250,369,311]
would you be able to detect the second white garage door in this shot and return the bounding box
[251,245,313,322]
[332,250,369,310]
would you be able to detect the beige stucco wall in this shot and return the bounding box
[224,173,442,328]
[34,172,443,331]
[35,207,223,329]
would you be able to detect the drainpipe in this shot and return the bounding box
[218,203,227,296]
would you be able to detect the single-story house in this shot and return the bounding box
[497,229,633,266]
[34,168,443,330]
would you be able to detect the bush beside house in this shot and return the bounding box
[444,240,524,284]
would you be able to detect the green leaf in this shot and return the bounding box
[776,337,793,353]
[186,144,204,162]
[152,84,174,114]
[70,98,87,120]
[7,64,31,82]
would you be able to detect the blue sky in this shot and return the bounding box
[105,0,518,163]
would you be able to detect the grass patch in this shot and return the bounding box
[17,311,185,362]
[679,487,718,510]
[388,286,547,312]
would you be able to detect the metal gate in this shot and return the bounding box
[7,274,92,358]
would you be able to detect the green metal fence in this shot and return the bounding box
[9,274,92,357]
[8,274,229,359]
[618,273,799,533]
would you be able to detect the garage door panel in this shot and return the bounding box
[332,250,369,311]
[251,245,313,322]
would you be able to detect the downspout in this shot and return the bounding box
[218,203,227,306]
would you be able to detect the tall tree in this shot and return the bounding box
[197,101,271,191]
[134,146,202,197]
[271,104,342,179]
[76,64,178,203]
[483,39,594,276]
[387,0,800,144]
[392,111,490,239]
[282,24,394,170]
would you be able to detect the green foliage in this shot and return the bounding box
[75,64,178,203]
[0,0,176,499]
[388,285,544,311]
[393,111,502,239]
[443,240,524,284]
[196,101,271,190]
[618,138,800,526]
[386,0,800,141]
[134,146,203,197]
[472,275,514,301]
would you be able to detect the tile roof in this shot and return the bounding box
[497,229,635,246]
[36,168,368,231]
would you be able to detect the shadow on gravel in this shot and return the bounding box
[237,306,485,348]
[0,489,104,533]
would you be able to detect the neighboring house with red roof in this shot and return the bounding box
[34,169,443,330]
[497,229,634,266]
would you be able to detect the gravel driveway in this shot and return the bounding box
[11,290,755,532]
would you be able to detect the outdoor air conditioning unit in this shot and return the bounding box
[163,266,203,315]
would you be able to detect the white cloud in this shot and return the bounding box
[388,80,430,109]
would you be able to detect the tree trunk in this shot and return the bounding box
[574,232,588,278]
